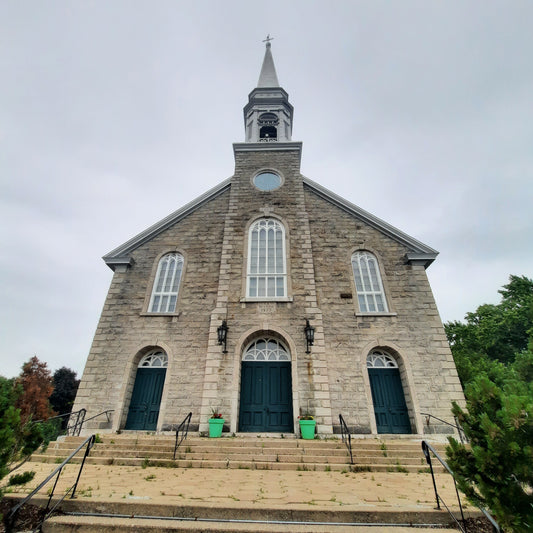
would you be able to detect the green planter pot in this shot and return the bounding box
[208,418,225,438]
[299,419,316,439]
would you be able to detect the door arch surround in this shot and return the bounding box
[366,349,411,434]
[122,347,169,431]
[359,342,422,434]
[230,326,300,434]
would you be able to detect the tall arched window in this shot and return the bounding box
[149,253,184,313]
[247,218,286,298]
[351,251,388,313]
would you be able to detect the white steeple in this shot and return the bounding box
[243,38,294,143]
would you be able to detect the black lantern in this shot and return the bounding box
[304,319,315,354]
[217,320,228,353]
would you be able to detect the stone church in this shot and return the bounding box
[73,42,464,437]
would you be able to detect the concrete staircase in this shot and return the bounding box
[32,434,442,473]
[13,434,466,532]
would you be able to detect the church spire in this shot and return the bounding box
[243,37,294,143]
[257,36,280,87]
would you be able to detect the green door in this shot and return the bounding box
[125,368,166,430]
[239,362,293,432]
[368,368,411,434]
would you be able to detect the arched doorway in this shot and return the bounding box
[239,337,293,432]
[367,350,411,434]
[125,350,167,431]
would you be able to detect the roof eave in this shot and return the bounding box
[302,175,439,268]
[102,178,232,269]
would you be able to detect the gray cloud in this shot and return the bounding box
[1,1,532,378]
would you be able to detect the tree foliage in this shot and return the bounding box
[0,376,49,490]
[445,275,533,531]
[15,356,55,424]
[445,275,533,372]
[49,367,79,426]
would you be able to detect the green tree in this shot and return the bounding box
[447,357,533,531]
[0,377,46,491]
[49,367,79,428]
[445,276,533,531]
[445,275,533,369]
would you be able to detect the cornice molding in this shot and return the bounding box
[102,178,232,270]
[302,176,438,268]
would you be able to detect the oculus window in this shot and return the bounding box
[253,171,282,191]
[149,253,184,313]
[352,251,388,313]
[247,218,286,298]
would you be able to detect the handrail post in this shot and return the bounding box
[422,441,440,510]
[339,414,354,465]
[453,477,467,532]
[71,434,95,498]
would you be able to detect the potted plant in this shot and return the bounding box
[208,408,224,438]
[298,412,316,440]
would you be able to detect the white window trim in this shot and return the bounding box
[367,350,398,368]
[246,218,287,300]
[139,350,168,368]
[352,251,389,314]
[242,338,291,362]
[148,253,184,313]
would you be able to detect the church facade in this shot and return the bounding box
[73,42,464,437]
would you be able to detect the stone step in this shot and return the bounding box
[32,497,460,532]
[32,436,444,474]
[44,515,459,532]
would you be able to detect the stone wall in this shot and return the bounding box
[74,144,464,436]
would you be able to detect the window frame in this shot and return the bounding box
[147,252,185,314]
[351,250,389,314]
[245,218,288,300]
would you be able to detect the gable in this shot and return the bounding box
[302,176,438,268]
[102,174,437,272]
[103,178,231,271]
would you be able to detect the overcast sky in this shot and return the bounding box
[1,1,532,379]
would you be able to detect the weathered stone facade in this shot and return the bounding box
[73,43,464,436]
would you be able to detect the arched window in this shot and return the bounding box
[242,338,290,361]
[139,349,168,368]
[367,349,398,368]
[247,218,286,298]
[149,253,184,313]
[351,251,388,313]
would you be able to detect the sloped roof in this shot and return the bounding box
[103,175,437,270]
[103,178,231,270]
[302,176,438,266]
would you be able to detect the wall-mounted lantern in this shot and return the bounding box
[304,319,315,354]
[217,320,228,353]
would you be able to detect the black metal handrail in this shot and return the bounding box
[173,412,192,460]
[421,412,467,444]
[338,414,354,465]
[5,434,96,533]
[67,408,86,436]
[74,409,114,434]
[421,440,500,533]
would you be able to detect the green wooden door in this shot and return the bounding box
[368,368,411,434]
[125,368,166,430]
[239,362,293,432]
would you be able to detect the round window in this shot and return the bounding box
[253,171,282,191]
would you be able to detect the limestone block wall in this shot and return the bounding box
[198,146,333,434]
[304,187,464,434]
[73,191,230,432]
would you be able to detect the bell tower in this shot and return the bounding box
[243,37,294,143]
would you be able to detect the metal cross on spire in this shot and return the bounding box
[262,34,274,47]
